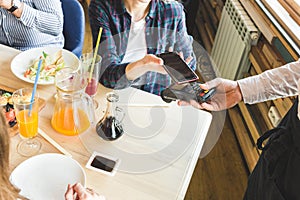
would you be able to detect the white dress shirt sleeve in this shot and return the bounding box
[237,59,300,104]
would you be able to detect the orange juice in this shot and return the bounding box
[16,110,38,138]
[51,108,90,136]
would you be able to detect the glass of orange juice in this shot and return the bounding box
[12,88,40,157]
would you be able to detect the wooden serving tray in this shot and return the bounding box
[0,84,46,137]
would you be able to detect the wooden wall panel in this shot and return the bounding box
[188,0,299,171]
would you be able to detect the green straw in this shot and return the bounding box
[29,59,42,116]
[89,27,102,82]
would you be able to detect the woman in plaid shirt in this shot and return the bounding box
[89,0,196,95]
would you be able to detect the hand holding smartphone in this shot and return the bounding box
[157,52,198,84]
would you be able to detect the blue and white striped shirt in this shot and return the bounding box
[0,0,64,51]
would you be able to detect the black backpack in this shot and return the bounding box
[244,98,300,200]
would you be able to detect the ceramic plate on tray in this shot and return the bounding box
[10,153,86,200]
[10,47,79,85]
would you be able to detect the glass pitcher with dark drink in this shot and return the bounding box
[96,92,125,141]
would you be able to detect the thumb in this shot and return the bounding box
[64,184,74,200]
[154,57,164,65]
[73,183,86,195]
[199,83,209,90]
[201,78,223,90]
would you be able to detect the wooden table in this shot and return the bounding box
[0,44,212,200]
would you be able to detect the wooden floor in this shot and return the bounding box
[81,2,249,199]
[184,113,249,200]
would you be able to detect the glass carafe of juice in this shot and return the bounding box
[96,92,125,141]
[51,68,95,136]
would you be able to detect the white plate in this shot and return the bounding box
[11,47,79,85]
[10,153,86,200]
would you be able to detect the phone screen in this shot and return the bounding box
[158,52,198,84]
[90,155,116,172]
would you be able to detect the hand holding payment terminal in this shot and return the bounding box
[161,82,216,103]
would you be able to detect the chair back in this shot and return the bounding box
[61,0,85,58]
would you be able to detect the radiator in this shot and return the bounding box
[211,0,260,80]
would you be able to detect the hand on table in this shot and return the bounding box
[178,78,243,111]
[65,183,106,200]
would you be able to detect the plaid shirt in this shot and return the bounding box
[89,0,196,95]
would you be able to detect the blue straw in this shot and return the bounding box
[29,59,42,116]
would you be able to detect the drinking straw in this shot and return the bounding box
[89,27,102,82]
[29,59,42,116]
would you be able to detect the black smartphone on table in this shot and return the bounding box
[157,52,198,84]
[86,152,120,176]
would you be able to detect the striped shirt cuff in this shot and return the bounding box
[20,4,38,27]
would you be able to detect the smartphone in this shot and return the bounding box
[86,152,120,176]
[157,52,198,84]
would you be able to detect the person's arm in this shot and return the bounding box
[89,1,166,89]
[179,59,300,111]
[238,59,300,104]
[0,0,24,18]
[16,0,63,36]
[89,1,134,89]
[178,78,243,111]
[171,2,196,71]
[125,54,166,80]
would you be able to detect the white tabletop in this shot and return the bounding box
[1,44,212,200]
